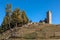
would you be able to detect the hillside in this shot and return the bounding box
[0,23,60,40]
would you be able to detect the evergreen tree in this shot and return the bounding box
[1,4,12,31]
[11,8,23,27]
[21,11,29,24]
[0,4,29,33]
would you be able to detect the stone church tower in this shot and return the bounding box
[47,11,52,24]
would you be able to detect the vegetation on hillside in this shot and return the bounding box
[0,4,29,33]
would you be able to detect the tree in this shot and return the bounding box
[44,18,47,23]
[21,11,29,24]
[1,4,29,33]
[29,20,32,23]
[1,4,12,31]
[39,20,42,23]
[11,8,23,27]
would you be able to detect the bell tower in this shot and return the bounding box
[47,11,52,24]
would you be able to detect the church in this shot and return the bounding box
[39,10,52,24]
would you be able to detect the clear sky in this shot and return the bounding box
[0,0,60,25]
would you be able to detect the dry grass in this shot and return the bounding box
[1,23,60,40]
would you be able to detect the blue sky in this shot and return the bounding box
[0,0,60,25]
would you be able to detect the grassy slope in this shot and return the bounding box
[0,23,60,40]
